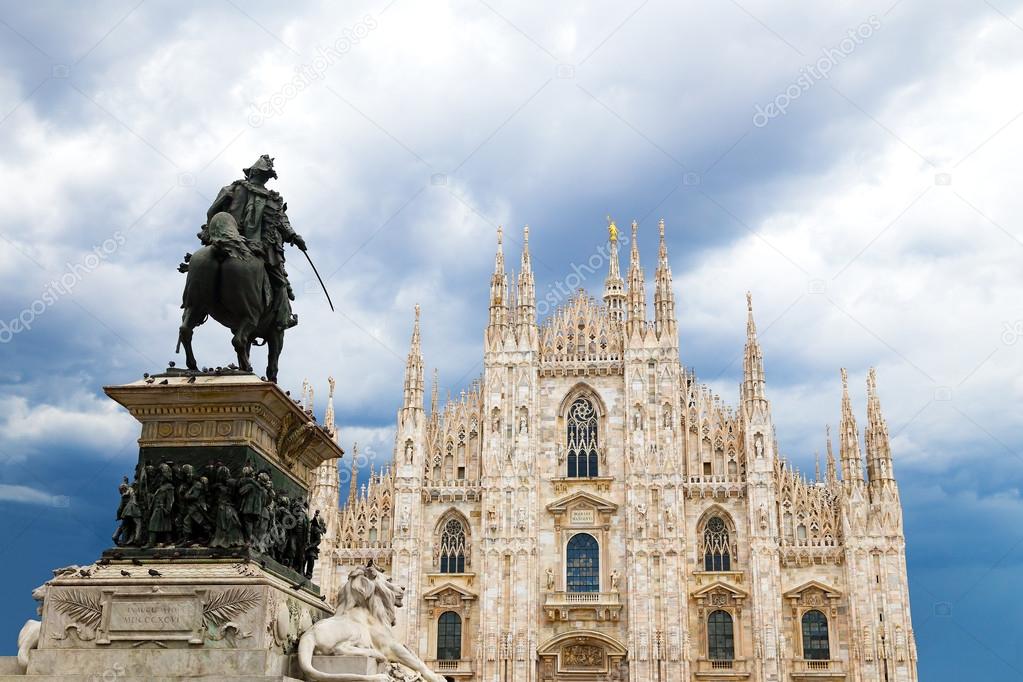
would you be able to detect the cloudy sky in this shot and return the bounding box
[1,0,1022,677]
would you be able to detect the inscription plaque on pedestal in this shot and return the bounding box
[98,591,203,645]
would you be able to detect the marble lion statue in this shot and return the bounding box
[17,582,49,671]
[297,563,445,682]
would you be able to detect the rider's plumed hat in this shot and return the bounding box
[243,154,277,180]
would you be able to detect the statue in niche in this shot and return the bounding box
[404,440,414,464]
[610,569,621,592]
[755,433,764,458]
[664,507,675,532]
[546,567,555,590]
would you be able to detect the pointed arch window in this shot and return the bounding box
[703,517,732,571]
[802,610,830,660]
[437,611,462,660]
[566,533,599,593]
[567,397,599,478]
[708,610,734,660]
[439,518,466,573]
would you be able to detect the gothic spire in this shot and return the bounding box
[653,218,677,339]
[839,368,864,484]
[430,368,439,416]
[488,226,509,336]
[346,442,359,509]
[402,304,424,411]
[742,292,768,408]
[309,375,340,520]
[516,225,536,329]
[301,378,313,415]
[865,367,895,486]
[603,216,625,322]
[825,425,838,484]
[325,375,339,439]
[625,220,647,333]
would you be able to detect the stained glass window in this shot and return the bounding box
[566,533,599,593]
[802,610,830,660]
[567,398,598,478]
[703,517,732,571]
[439,519,466,573]
[437,611,461,660]
[708,610,734,660]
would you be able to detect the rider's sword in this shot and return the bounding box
[301,249,335,312]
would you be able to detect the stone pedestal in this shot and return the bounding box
[104,371,342,496]
[8,373,346,681]
[20,559,331,681]
[292,655,383,678]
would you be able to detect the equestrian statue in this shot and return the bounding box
[176,155,330,382]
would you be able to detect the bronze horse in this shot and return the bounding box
[176,212,290,382]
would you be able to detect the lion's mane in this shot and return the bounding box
[336,566,397,627]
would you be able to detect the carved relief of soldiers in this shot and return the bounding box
[112,477,142,546]
[145,464,176,547]
[303,509,327,579]
[210,465,245,548]
[111,459,323,581]
[256,471,275,552]
[180,470,210,545]
[286,498,310,571]
[236,466,265,546]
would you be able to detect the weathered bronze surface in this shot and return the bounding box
[175,155,310,383]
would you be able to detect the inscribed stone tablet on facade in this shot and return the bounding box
[569,509,595,525]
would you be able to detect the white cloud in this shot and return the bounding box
[0,393,136,462]
[0,0,1020,481]
[0,483,68,507]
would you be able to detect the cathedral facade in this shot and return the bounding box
[309,220,918,682]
